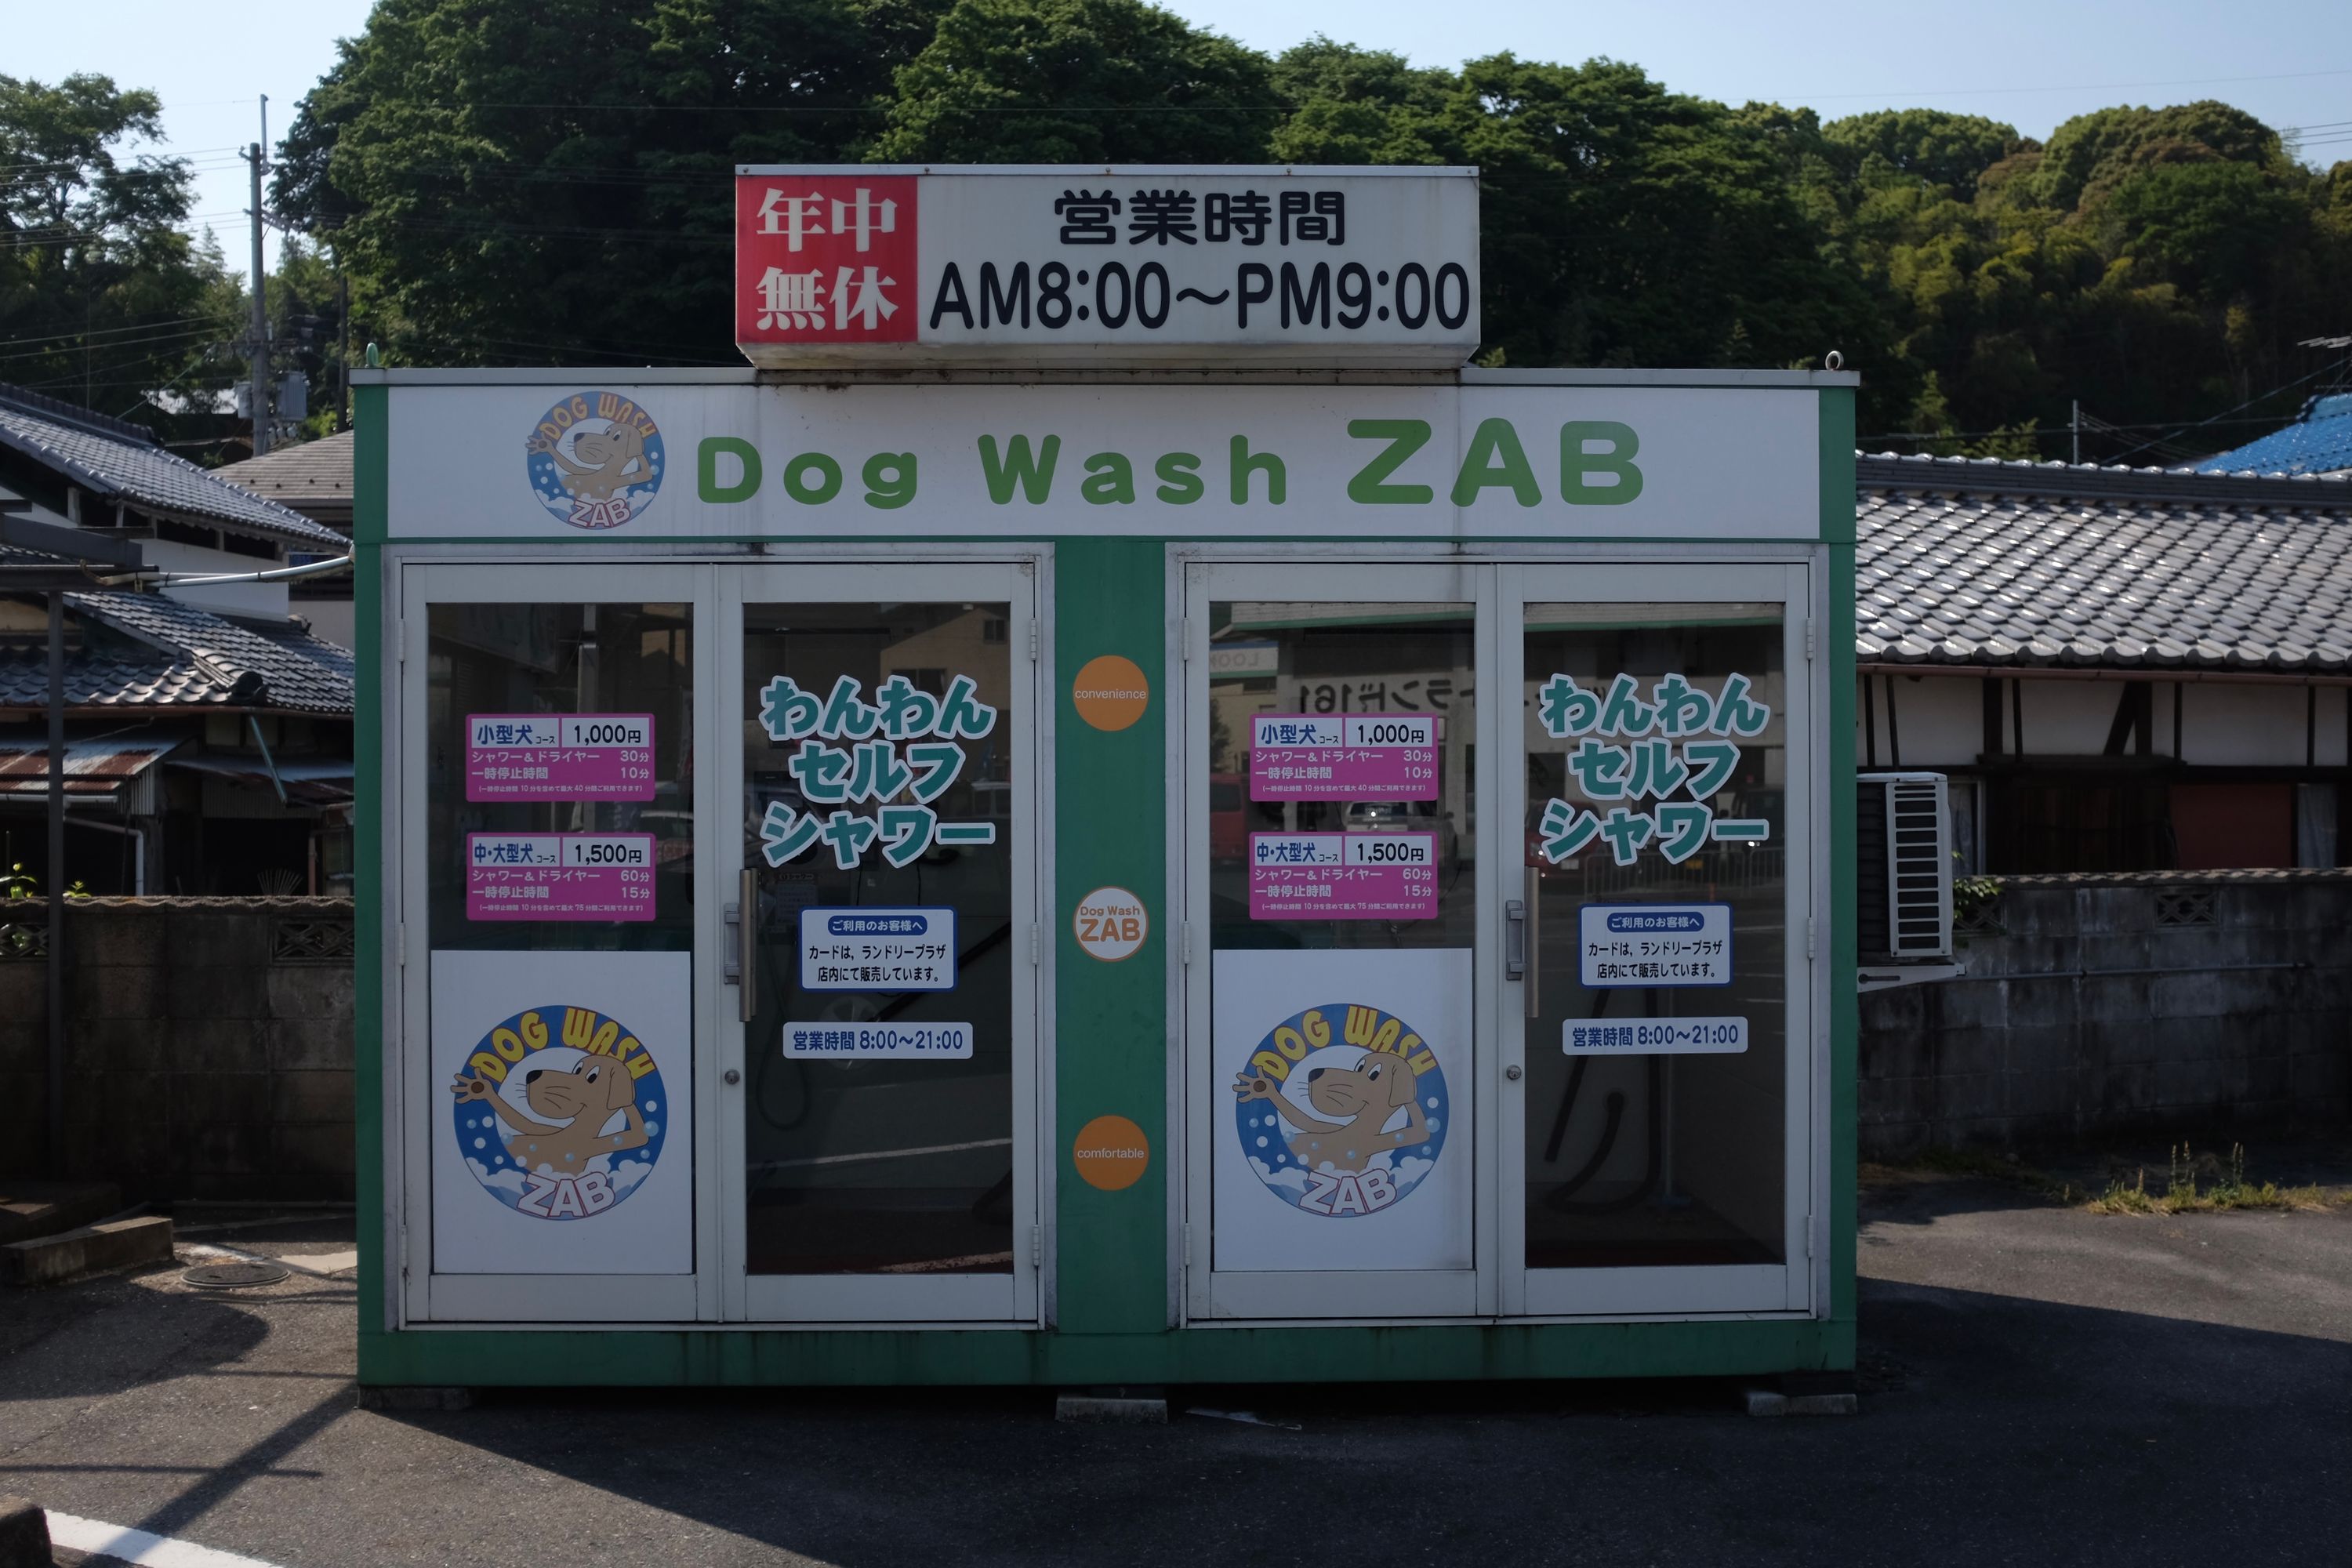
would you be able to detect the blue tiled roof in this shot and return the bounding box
[2194,393,2352,477]
[0,385,347,550]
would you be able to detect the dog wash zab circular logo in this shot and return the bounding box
[449,1004,669,1220]
[524,390,664,529]
[1232,1002,1449,1217]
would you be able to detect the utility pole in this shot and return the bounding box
[2071,400,2081,466]
[245,97,272,456]
[338,270,352,431]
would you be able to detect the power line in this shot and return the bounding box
[0,314,223,350]
[2107,354,2351,463]
[0,326,222,367]
[1860,411,2321,444]
[1785,64,2352,100]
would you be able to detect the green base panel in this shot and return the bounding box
[358,1317,1854,1388]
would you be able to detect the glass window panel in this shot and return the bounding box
[742,602,1014,1276]
[1207,603,1477,954]
[426,603,693,952]
[1522,603,1788,1269]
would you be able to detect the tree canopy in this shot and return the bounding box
[0,72,241,434]
[16,0,2352,465]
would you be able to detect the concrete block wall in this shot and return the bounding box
[1862,870,2352,1156]
[0,898,355,1201]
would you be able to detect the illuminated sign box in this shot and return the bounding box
[735,165,1480,369]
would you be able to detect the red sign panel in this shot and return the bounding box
[735,174,919,348]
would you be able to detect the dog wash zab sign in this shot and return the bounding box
[735,166,1479,368]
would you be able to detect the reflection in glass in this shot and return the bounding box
[1522,604,1788,1269]
[742,603,1014,1275]
[426,603,693,953]
[1206,603,1477,954]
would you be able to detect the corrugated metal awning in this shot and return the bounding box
[0,737,179,800]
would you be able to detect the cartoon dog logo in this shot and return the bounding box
[448,1004,670,1220]
[524,391,665,529]
[1235,1052,1426,1173]
[1232,1002,1450,1218]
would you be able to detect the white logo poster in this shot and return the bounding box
[1213,948,1472,1273]
[430,949,693,1276]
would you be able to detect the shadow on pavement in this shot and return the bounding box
[351,1282,2349,1567]
[0,1265,274,1401]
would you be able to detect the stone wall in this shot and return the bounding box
[1862,870,2352,1156]
[5,881,2343,1189]
[0,898,355,1201]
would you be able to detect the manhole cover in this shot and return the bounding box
[181,1261,289,1289]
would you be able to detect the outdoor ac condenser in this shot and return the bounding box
[1857,772,1955,982]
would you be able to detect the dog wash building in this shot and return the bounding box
[355,167,1860,1388]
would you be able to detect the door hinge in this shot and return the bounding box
[398,1222,409,1282]
[1803,1214,1816,1259]
[397,922,407,971]
[1181,921,1192,966]
[1806,916,1817,960]
[1804,618,1816,662]
[1027,619,1039,662]
[1181,617,1191,663]
[1029,923,1040,965]
[1030,1225,1043,1269]
[1183,1223,1196,1271]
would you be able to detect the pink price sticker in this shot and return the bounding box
[466,713,656,801]
[1247,833,1439,920]
[465,833,656,922]
[1248,713,1438,801]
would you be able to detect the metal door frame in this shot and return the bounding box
[1171,544,1828,1327]
[718,556,1049,1327]
[396,559,720,1326]
[1499,558,1820,1319]
[1178,556,1501,1322]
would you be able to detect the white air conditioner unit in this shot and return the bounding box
[1857,771,1962,989]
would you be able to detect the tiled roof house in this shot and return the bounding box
[1856,453,2352,873]
[0,386,353,895]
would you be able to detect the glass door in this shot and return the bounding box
[719,562,1040,1323]
[1184,561,1495,1320]
[1501,564,1815,1317]
[401,561,716,1324]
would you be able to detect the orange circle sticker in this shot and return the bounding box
[1073,886,1149,962]
[1072,655,1150,731]
[1073,1115,1150,1191]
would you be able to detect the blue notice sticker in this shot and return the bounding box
[1576,902,1733,988]
[797,906,957,992]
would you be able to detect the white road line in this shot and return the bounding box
[45,1512,285,1568]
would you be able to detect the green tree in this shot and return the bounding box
[0,73,240,426]
[1266,37,1454,165]
[1821,108,2027,198]
[2026,100,2284,210]
[274,0,949,367]
[1446,57,1880,373]
[872,0,1277,163]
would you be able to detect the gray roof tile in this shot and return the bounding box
[0,387,346,550]
[64,591,352,714]
[1857,452,2352,673]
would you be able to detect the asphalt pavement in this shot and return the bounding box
[2,1181,2347,1567]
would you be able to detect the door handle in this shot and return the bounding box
[1523,865,1541,1020]
[739,865,757,1025]
[1505,898,1527,980]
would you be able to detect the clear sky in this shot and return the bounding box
[13,0,2352,283]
